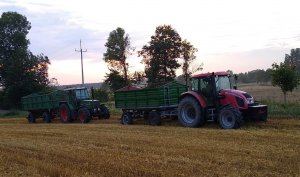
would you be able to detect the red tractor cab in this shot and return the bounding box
[178,71,268,129]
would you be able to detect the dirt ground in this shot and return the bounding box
[0,116,299,177]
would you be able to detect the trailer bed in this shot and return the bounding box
[115,81,187,110]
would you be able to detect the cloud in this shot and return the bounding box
[1,0,300,84]
[201,47,292,74]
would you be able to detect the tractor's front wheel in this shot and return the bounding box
[218,106,243,129]
[100,105,110,119]
[78,108,91,123]
[178,97,205,127]
[59,104,72,123]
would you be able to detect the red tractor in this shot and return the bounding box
[178,71,267,129]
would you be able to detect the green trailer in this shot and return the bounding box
[115,81,187,125]
[22,87,110,123]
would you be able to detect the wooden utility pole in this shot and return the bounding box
[75,40,87,85]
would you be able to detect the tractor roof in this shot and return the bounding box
[64,87,87,91]
[192,71,229,78]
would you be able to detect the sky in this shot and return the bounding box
[0,0,300,85]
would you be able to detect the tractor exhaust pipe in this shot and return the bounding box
[91,87,95,100]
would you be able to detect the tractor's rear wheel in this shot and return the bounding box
[78,108,91,123]
[218,106,243,129]
[178,97,205,127]
[42,112,51,123]
[121,112,133,125]
[27,112,36,123]
[148,111,161,126]
[59,104,72,123]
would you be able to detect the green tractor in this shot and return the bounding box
[22,87,110,123]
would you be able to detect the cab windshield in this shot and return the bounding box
[215,76,231,91]
[75,89,90,99]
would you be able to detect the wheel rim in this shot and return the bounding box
[123,114,129,124]
[221,110,235,128]
[60,106,68,122]
[43,113,49,122]
[181,103,196,124]
[79,111,84,123]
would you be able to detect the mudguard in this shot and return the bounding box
[179,91,207,108]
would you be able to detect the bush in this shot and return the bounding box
[261,101,300,118]
[93,88,109,102]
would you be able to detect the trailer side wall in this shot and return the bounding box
[115,82,187,109]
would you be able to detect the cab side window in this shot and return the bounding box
[191,78,199,91]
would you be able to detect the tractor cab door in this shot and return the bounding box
[192,77,214,106]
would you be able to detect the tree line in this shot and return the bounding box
[0,11,299,108]
[103,25,199,90]
[235,69,272,84]
[0,12,51,109]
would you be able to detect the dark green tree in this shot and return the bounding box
[103,27,132,89]
[93,88,109,102]
[271,62,298,103]
[181,40,198,85]
[130,71,145,85]
[0,12,50,108]
[284,48,300,74]
[104,69,126,91]
[138,25,182,86]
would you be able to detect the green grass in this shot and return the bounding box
[239,83,300,117]
[262,101,300,118]
[103,101,122,116]
[0,110,28,118]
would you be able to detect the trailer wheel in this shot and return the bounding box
[27,112,36,123]
[59,104,72,123]
[148,111,161,126]
[218,106,243,129]
[178,97,205,127]
[78,108,91,123]
[121,112,133,125]
[42,112,51,123]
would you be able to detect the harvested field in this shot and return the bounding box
[239,84,300,103]
[0,116,299,177]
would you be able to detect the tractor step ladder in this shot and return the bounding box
[207,108,216,121]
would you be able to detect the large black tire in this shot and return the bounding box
[27,112,36,123]
[178,97,205,128]
[100,105,110,119]
[78,108,91,123]
[59,104,72,123]
[148,111,161,126]
[42,112,51,123]
[121,112,133,125]
[218,106,243,129]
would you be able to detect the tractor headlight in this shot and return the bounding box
[247,98,254,105]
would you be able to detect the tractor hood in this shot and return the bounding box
[80,99,101,108]
[220,89,247,96]
[219,89,255,108]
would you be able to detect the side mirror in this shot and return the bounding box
[233,86,237,90]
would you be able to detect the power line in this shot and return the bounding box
[75,40,87,85]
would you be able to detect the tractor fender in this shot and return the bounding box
[179,91,207,108]
[59,102,75,112]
